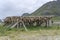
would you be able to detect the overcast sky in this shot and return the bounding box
[0,0,53,19]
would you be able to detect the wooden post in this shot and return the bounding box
[17,19,19,28]
[22,21,28,31]
[45,20,48,27]
[46,21,47,27]
[47,20,49,27]
[19,22,22,28]
[17,23,19,28]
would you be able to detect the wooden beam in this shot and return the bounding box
[11,22,19,28]
[22,21,28,31]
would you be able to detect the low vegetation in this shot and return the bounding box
[0,24,60,40]
[0,24,60,36]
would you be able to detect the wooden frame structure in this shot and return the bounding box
[3,16,53,31]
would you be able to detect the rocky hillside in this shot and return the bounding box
[22,13,30,16]
[31,0,60,16]
[22,0,60,16]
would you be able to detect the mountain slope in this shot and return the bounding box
[29,0,60,16]
[22,13,30,16]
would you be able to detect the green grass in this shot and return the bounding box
[52,16,60,21]
[0,25,60,40]
[0,24,60,36]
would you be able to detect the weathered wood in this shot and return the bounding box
[22,21,28,31]
[4,16,53,28]
[11,22,19,28]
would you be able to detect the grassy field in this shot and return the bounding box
[0,24,60,40]
[0,25,60,36]
[52,16,60,21]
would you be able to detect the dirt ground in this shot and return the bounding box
[0,35,60,40]
[0,30,60,40]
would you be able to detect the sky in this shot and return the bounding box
[0,0,53,19]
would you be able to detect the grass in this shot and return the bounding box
[52,16,60,21]
[0,25,60,40]
[0,25,60,36]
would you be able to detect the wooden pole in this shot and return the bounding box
[22,21,28,31]
[11,22,19,28]
[17,19,19,28]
